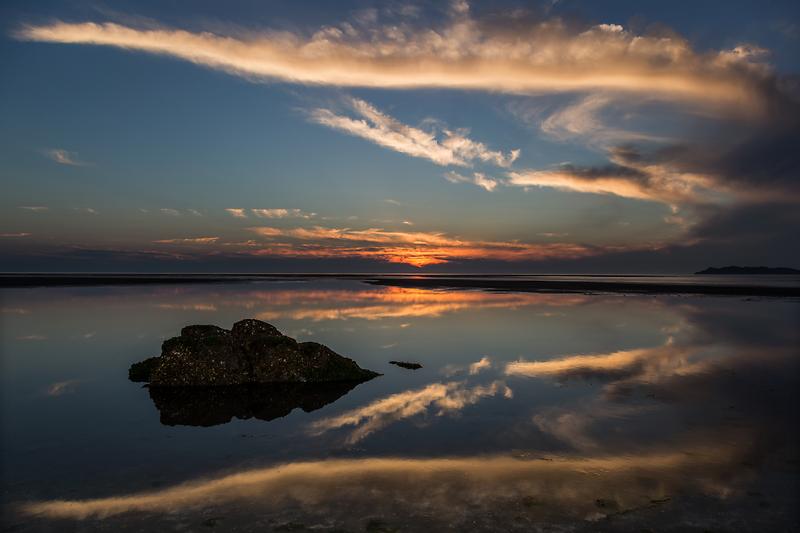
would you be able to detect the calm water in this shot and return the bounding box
[1,279,799,531]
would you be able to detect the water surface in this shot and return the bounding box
[1,279,798,531]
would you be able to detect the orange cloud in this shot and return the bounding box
[19,448,746,521]
[309,380,512,443]
[245,225,602,267]
[16,10,771,113]
[507,144,725,206]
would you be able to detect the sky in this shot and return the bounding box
[1,0,798,273]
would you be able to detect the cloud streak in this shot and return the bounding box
[15,10,775,113]
[444,171,499,191]
[225,208,248,218]
[153,237,219,244]
[507,145,722,206]
[309,98,518,167]
[309,380,512,443]
[251,208,313,219]
[44,148,89,166]
[247,225,603,267]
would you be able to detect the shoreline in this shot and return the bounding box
[367,277,800,297]
[1,273,798,297]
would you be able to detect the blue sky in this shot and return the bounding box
[1,0,798,272]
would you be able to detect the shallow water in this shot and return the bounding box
[1,279,798,531]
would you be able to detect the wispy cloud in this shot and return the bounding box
[506,145,727,207]
[44,148,90,166]
[17,334,46,341]
[1,307,30,314]
[0,232,31,237]
[539,94,669,147]
[156,303,218,311]
[15,8,774,113]
[160,208,181,216]
[74,207,99,215]
[153,237,219,244]
[18,206,48,212]
[251,208,313,219]
[225,208,248,218]
[469,357,492,375]
[444,171,499,191]
[309,98,519,167]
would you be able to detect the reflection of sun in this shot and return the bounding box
[387,253,448,267]
[156,286,594,322]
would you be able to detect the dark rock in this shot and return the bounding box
[129,319,380,386]
[231,318,281,338]
[149,381,364,427]
[695,265,800,275]
[389,360,423,370]
[129,356,160,382]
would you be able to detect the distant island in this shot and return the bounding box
[695,266,800,275]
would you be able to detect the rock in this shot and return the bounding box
[129,356,160,382]
[389,360,423,370]
[129,319,380,386]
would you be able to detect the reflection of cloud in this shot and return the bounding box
[533,403,651,451]
[527,344,799,462]
[507,346,658,379]
[17,334,46,341]
[20,446,746,521]
[309,380,512,443]
[443,356,494,377]
[246,287,589,322]
[45,380,80,396]
[504,338,717,391]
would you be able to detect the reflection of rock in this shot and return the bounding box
[148,381,364,427]
[129,319,380,386]
[389,361,423,370]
